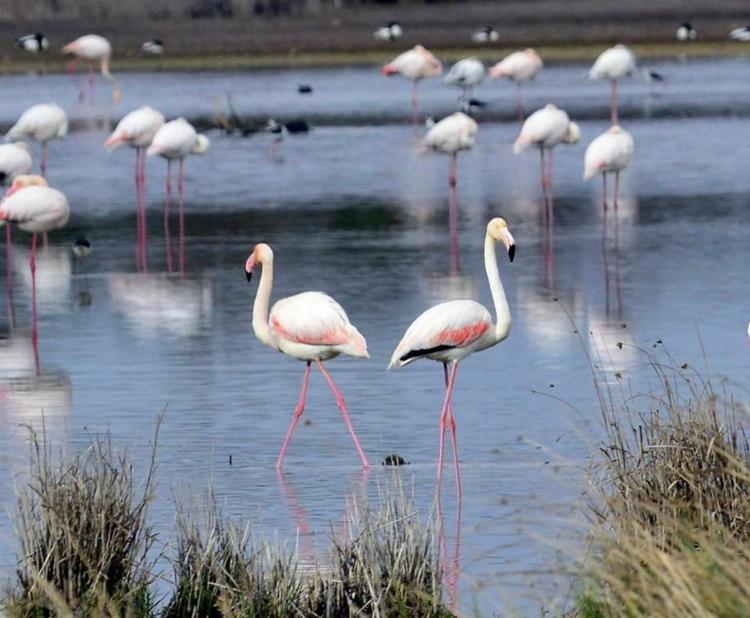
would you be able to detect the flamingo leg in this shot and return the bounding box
[614,171,620,211]
[614,204,622,316]
[164,159,173,273]
[140,146,149,272]
[602,172,608,213]
[611,80,619,125]
[546,149,555,229]
[66,58,85,101]
[40,142,47,178]
[276,361,312,469]
[87,63,95,105]
[437,361,459,486]
[178,158,185,274]
[443,363,462,497]
[30,233,39,374]
[602,200,610,316]
[411,80,419,132]
[316,360,370,469]
[5,224,14,330]
[539,148,548,226]
[516,82,525,124]
[448,153,460,273]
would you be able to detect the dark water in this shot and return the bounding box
[2,57,750,615]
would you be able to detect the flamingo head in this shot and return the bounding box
[487,217,516,262]
[245,243,274,281]
[5,174,47,197]
[564,121,581,144]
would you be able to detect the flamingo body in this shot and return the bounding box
[381,45,442,80]
[0,185,70,234]
[513,104,579,154]
[588,44,636,81]
[490,49,543,82]
[583,125,634,180]
[444,58,485,90]
[0,143,33,183]
[106,106,165,149]
[147,118,209,159]
[424,112,478,153]
[62,34,111,61]
[6,104,67,144]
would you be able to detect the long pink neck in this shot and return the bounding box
[252,260,278,350]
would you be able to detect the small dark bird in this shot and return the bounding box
[373,22,403,42]
[676,22,697,42]
[382,454,408,466]
[72,236,92,258]
[297,84,313,94]
[141,39,164,56]
[471,26,499,44]
[284,118,309,134]
[642,68,665,83]
[730,26,750,42]
[16,33,48,53]
[460,97,487,114]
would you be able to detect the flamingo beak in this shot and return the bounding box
[508,244,516,262]
[501,230,516,262]
[245,256,256,282]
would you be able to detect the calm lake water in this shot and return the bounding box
[2,56,750,615]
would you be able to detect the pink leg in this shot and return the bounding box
[178,158,186,274]
[614,171,620,211]
[437,362,459,486]
[30,234,39,374]
[66,58,85,101]
[140,147,148,272]
[317,360,370,468]
[611,80,619,125]
[411,81,419,133]
[602,172,608,213]
[134,148,142,269]
[164,160,173,273]
[546,149,555,229]
[448,153,460,273]
[442,363,462,497]
[40,142,47,178]
[276,361,312,469]
[87,63,95,105]
[5,224,12,290]
[602,202,610,316]
[539,149,548,226]
[516,82,524,124]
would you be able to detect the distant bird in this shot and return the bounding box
[297,84,313,94]
[72,236,91,258]
[676,22,697,42]
[730,27,750,42]
[471,26,499,44]
[642,68,665,83]
[16,33,48,53]
[62,34,121,103]
[583,125,635,211]
[266,118,310,138]
[587,44,637,125]
[105,106,166,271]
[382,45,442,126]
[0,143,33,185]
[444,58,485,106]
[373,22,403,42]
[244,242,370,469]
[6,103,68,177]
[141,39,164,56]
[389,217,516,490]
[490,49,543,122]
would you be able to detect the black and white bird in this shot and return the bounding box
[642,68,665,84]
[266,118,310,139]
[730,27,750,42]
[141,39,164,55]
[15,33,48,53]
[72,236,92,259]
[471,26,499,44]
[373,22,403,42]
[297,84,313,94]
[676,22,696,42]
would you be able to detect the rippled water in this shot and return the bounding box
[2,57,750,615]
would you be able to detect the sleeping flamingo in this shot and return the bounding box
[62,34,121,103]
[389,217,516,491]
[381,45,442,127]
[584,125,634,211]
[587,44,636,125]
[244,243,370,469]
[6,103,67,178]
[489,49,543,122]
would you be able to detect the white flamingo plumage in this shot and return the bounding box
[389,218,515,491]
[0,143,33,185]
[381,45,442,126]
[583,125,634,211]
[444,58,485,106]
[489,49,543,122]
[244,243,370,469]
[587,44,636,125]
[62,34,121,103]
[6,104,67,178]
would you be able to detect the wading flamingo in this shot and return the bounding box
[62,34,121,103]
[382,45,442,127]
[587,44,636,125]
[389,218,516,492]
[106,106,165,271]
[0,142,34,287]
[489,49,543,122]
[244,243,370,469]
[147,118,209,272]
[6,104,67,178]
[444,58,485,108]
[583,125,634,211]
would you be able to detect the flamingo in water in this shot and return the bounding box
[583,125,634,211]
[6,103,67,178]
[381,45,442,127]
[0,142,33,289]
[587,44,636,125]
[244,243,370,469]
[490,49,543,122]
[389,218,516,491]
[105,106,165,271]
[62,35,121,103]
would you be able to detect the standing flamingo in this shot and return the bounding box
[62,34,121,103]
[106,106,165,271]
[147,118,209,272]
[0,142,34,290]
[583,125,634,211]
[6,104,67,178]
[490,49,543,122]
[444,58,485,108]
[389,218,516,491]
[244,243,370,469]
[381,45,442,128]
[587,44,636,125]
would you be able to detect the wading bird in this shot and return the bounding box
[730,27,750,42]
[381,45,442,127]
[141,39,164,55]
[16,33,48,53]
[373,22,402,42]
[471,26,499,44]
[489,49,543,122]
[587,44,636,125]
[676,22,697,41]
[62,34,121,103]
[389,218,516,491]
[244,243,370,469]
[444,58,485,107]
[583,125,634,211]
[6,103,67,178]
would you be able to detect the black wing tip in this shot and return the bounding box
[400,344,454,363]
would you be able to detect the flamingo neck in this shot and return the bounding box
[484,233,511,343]
[100,58,121,102]
[252,259,278,350]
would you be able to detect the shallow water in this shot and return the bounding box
[2,57,750,615]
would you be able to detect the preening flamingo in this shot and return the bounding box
[444,58,485,108]
[147,118,209,272]
[389,218,516,491]
[587,44,636,125]
[62,34,121,103]
[584,125,634,211]
[244,243,370,469]
[382,45,442,127]
[106,106,166,271]
[6,103,67,178]
[489,49,543,122]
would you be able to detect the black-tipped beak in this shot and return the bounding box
[245,270,253,282]
[508,244,516,262]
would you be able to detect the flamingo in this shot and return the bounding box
[677,22,697,42]
[62,34,121,103]
[444,58,485,108]
[389,217,516,490]
[513,104,580,224]
[489,49,543,122]
[587,44,636,125]
[16,34,49,53]
[6,104,67,178]
[147,118,209,272]
[583,125,634,212]
[0,142,33,285]
[244,243,370,469]
[105,106,166,271]
[381,45,442,127]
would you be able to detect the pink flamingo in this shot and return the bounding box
[62,35,121,103]
[583,125,634,212]
[489,48,543,123]
[389,218,515,492]
[587,44,636,125]
[106,106,165,272]
[244,243,370,469]
[381,45,442,127]
[6,104,67,179]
